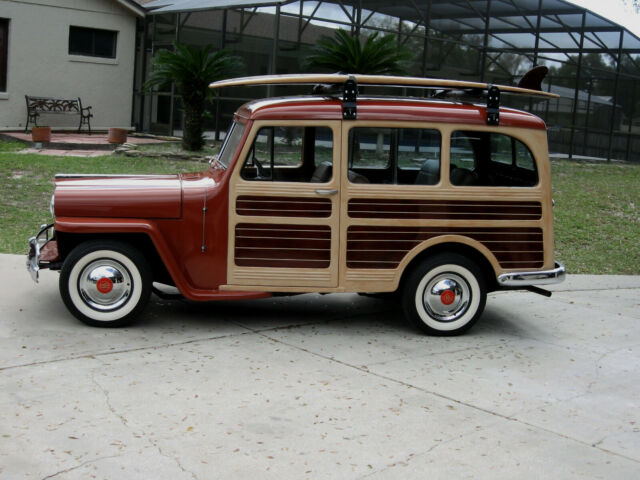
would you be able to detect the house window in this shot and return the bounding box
[0,19,8,92]
[69,26,117,58]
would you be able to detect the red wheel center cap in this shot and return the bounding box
[440,290,455,306]
[96,277,114,294]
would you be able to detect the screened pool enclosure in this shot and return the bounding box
[135,0,640,161]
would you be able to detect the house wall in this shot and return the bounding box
[0,0,138,130]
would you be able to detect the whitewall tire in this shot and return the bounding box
[402,253,487,335]
[60,240,152,327]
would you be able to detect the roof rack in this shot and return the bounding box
[210,69,558,126]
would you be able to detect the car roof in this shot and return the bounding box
[235,96,547,130]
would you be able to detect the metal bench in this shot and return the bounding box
[25,96,92,133]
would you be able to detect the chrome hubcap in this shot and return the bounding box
[422,273,470,322]
[78,259,132,311]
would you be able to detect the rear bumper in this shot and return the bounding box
[497,262,566,287]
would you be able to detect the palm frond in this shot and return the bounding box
[144,42,244,151]
[305,29,413,75]
[145,42,244,95]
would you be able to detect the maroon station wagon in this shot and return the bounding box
[27,73,566,335]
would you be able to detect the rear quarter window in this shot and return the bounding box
[450,131,538,187]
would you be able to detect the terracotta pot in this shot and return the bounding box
[108,128,128,144]
[32,126,51,143]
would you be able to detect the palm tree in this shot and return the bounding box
[305,29,413,75]
[146,42,244,151]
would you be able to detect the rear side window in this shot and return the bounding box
[450,131,538,187]
[348,127,441,185]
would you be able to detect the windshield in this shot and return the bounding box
[216,122,246,169]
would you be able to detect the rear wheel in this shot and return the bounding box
[59,240,152,327]
[402,253,486,335]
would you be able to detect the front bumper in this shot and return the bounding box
[26,224,55,283]
[497,262,566,287]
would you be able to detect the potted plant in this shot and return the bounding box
[108,127,128,144]
[31,126,51,143]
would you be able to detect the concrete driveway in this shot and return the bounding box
[1,253,639,479]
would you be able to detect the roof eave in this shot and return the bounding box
[147,1,294,15]
[116,0,146,17]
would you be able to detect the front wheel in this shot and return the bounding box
[402,253,487,336]
[59,240,152,327]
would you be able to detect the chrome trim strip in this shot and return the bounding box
[26,224,54,283]
[497,262,566,287]
[54,174,175,179]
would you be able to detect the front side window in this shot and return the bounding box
[216,122,246,168]
[69,26,117,58]
[349,127,441,185]
[0,19,8,92]
[450,131,538,187]
[241,126,333,182]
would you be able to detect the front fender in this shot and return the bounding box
[54,217,210,301]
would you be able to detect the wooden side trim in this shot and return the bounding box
[348,198,542,221]
[346,226,543,270]
[237,195,332,218]
[343,235,504,293]
[235,223,331,268]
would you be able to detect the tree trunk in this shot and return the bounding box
[182,97,205,151]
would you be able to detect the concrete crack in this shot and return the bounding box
[559,343,640,401]
[41,455,122,479]
[89,368,131,430]
[0,331,251,372]
[365,342,505,367]
[151,440,199,480]
[89,362,199,480]
[231,306,399,333]
[0,321,331,372]
[356,426,484,479]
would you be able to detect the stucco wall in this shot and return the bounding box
[0,0,138,130]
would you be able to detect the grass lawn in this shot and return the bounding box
[0,140,638,274]
[551,160,640,275]
[134,140,221,157]
[0,143,206,253]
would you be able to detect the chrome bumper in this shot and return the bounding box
[26,224,54,283]
[497,262,566,287]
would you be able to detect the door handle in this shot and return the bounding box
[315,189,338,196]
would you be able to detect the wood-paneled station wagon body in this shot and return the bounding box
[27,72,566,335]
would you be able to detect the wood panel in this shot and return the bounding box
[348,199,541,221]
[237,195,332,218]
[346,226,543,269]
[235,223,331,268]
